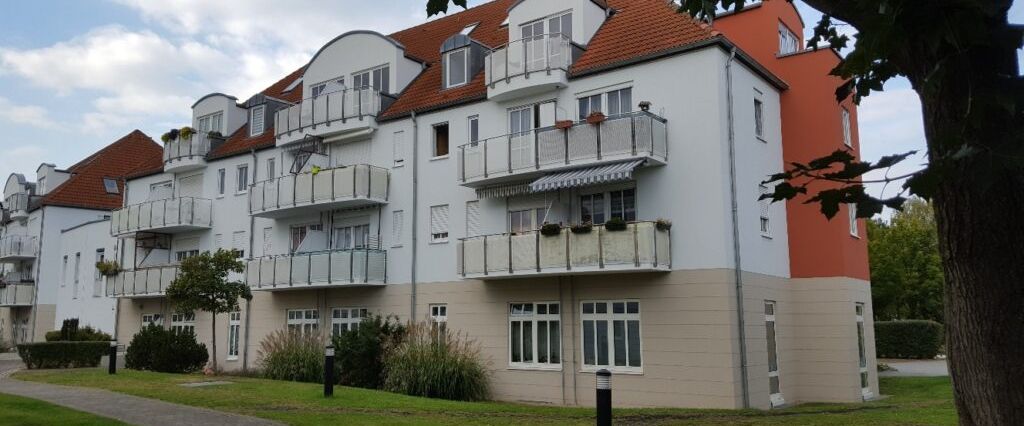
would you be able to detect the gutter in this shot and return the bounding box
[29,207,45,342]
[409,111,419,320]
[726,46,751,409]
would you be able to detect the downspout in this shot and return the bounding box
[409,111,419,320]
[243,148,257,370]
[726,46,751,409]
[29,207,45,342]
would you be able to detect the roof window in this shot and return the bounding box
[103,178,119,194]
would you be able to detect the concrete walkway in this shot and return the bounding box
[879,358,950,377]
[0,355,281,426]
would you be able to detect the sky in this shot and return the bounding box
[0,0,1020,210]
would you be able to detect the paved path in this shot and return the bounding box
[879,358,950,377]
[0,354,281,426]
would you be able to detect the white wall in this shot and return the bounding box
[192,94,247,136]
[56,218,117,333]
[303,31,421,97]
[507,0,607,46]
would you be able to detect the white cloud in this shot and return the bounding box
[0,145,47,178]
[0,97,54,129]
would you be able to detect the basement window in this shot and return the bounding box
[103,178,119,194]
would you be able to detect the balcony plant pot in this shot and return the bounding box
[570,222,593,234]
[540,223,562,237]
[586,112,607,125]
[179,126,196,140]
[555,120,574,130]
[161,128,180,144]
[639,101,652,112]
[605,217,628,232]
[655,218,672,231]
[95,260,121,277]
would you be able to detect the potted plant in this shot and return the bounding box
[605,217,628,232]
[161,128,180,144]
[179,126,196,140]
[311,165,322,176]
[207,131,224,140]
[555,120,574,130]
[570,222,593,234]
[540,223,562,237]
[586,112,606,125]
[655,218,673,231]
[639,101,652,112]
[95,260,121,277]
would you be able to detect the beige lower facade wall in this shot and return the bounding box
[112,269,876,410]
[29,304,56,342]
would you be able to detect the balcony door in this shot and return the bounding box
[521,21,546,71]
[148,181,173,201]
[333,224,370,250]
[509,102,555,170]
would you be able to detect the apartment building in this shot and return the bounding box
[105,0,876,409]
[0,131,163,343]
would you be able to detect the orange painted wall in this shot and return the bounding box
[714,0,870,280]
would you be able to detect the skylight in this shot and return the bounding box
[103,178,119,194]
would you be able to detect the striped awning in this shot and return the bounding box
[529,160,644,193]
[476,183,532,199]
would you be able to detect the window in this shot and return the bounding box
[433,123,449,158]
[232,231,247,258]
[197,112,223,133]
[93,249,105,297]
[606,88,633,116]
[266,158,276,180]
[61,255,68,287]
[331,307,368,336]
[353,65,390,93]
[333,224,370,249]
[430,304,448,337]
[842,107,852,147]
[856,303,872,398]
[580,193,605,224]
[759,184,772,237]
[779,23,798,55]
[765,301,784,407]
[609,189,636,222]
[509,208,545,234]
[236,165,249,193]
[509,302,560,368]
[849,204,859,237]
[250,105,266,136]
[262,228,272,256]
[430,205,450,243]
[508,107,533,166]
[393,131,405,166]
[581,301,642,371]
[287,309,319,335]
[217,168,226,196]
[392,210,404,247]
[468,116,479,144]
[176,249,199,262]
[578,94,602,121]
[445,48,469,88]
[754,98,765,139]
[103,178,119,194]
[290,226,309,253]
[227,311,241,360]
[465,201,481,237]
[73,253,80,299]
[148,181,173,201]
[171,312,196,335]
[142,313,163,327]
[311,83,327,98]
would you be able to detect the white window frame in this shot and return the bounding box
[849,203,859,237]
[217,168,226,196]
[842,107,853,147]
[759,184,772,238]
[856,303,872,399]
[445,47,470,88]
[250,105,266,137]
[765,301,785,407]
[580,300,642,373]
[393,130,405,166]
[432,122,450,159]
[392,210,404,248]
[171,312,196,335]
[197,111,223,134]
[754,97,765,140]
[779,23,799,55]
[61,255,68,287]
[468,115,479,144]
[508,302,561,370]
[576,86,633,121]
[93,249,105,297]
[266,158,276,180]
[227,311,241,360]
[142,313,163,327]
[72,252,80,299]
[236,164,249,194]
[331,307,368,336]
[287,309,319,336]
[429,204,450,244]
[352,64,390,93]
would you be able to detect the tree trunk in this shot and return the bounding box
[211,313,217,372]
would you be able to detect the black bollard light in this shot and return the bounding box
[596,369,612,426]
[108,341,117,375]
[324,344,335,397]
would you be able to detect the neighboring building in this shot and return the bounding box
[0,131,163,343]
[101,0,874,409]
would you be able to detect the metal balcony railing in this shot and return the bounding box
[1,270,33,284]
[0,283,33,306]
[249,164,389,216]
[246,248,387,290]
[0,235,38,260]
[457,111,668,183]
[163,132,215,163]
[485,34,573,86]
[4,193,29,213]
[274,88,389,138]
[108,265,179,298]
[111,197,213,236]
[457,221,671,279]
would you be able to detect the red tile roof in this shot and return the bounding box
[41,130,163,211]
[206,67,305,159]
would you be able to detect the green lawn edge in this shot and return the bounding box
[0,391,128,426]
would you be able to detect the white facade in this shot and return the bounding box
[56,218,117,333]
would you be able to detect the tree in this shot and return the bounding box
[166,249,252,371]
[425,0,1024,422]
[868,199,944,323]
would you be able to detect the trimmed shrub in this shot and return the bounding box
[383,321,489,401]
[333,315,406,389]
[125,325,208,373]
[45,325,112,342]
[875,320,944,359]
[259,330,326,383]
[17,342,108,369]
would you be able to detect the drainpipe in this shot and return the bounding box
[29,207,45,342]
[409,111,419,320]
[726,46,750,409]
[244,148,257,370]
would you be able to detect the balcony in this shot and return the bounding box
[0,283,33,307]
[4,193,30,221]
[108,265,179,298]
[0,235,37,262]
[485,34,578,102]
[110,197,213,237]
[163,132,219,173]
[246,248,387,291]
[249,164,389,218]
[457,111,668,188]
[274,88,395,147]
[457,221,671,280]
[1,270,33,284]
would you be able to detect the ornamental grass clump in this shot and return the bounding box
[258,330,326,383]
[383,321,490,401]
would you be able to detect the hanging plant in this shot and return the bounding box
[161,132,172,143]
[179,126,196,140]
[655,218,672,231]
[95,260,121,277]
[540,223,562,237]
[311,165,322,176]
[570,222,593,234]
[586,112,606,124]
[161,128,180,144]
[555,120,574,130]
[605,217,628,232]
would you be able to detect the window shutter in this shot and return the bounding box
[393,131,405,165]
[430,205,450,240]
[251,105,266,136]
[392,210,404,246]
[214,234,223,250]
[466,201,481,237]
[233,231,247,256]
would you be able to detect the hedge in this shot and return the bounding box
[875,320,944,359]
[17,342,109,369]
[125,325,208,373]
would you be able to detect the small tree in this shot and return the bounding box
[166,249,251,371]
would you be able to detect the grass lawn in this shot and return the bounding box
[12,370,955,425]
[0,392,127,426]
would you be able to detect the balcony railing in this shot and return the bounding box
[0,235,37,261]
[249,164,389,218]
[457,111,668,186]
[246,248,387,290]
[273,88,394,146]
[163,132,215,163]
[0,283,33,306]
[1,270,33,284]
[486,34,573,86]
[4,193,30,219]
[108,265,179,298]
[111,197,213,236]
[457,221,671,279]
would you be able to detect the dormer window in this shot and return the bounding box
[197,111,223,134]
[353,66,390,94]
[250,105,266,137]
[779,23,798,55]
[445,48,469,88]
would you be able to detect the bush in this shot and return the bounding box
[17,342,108,369]
[333,315,406,389]
[259,330,326,383]
[383,321,489,401]
[604,217,627,231]
[45,325,112,342]
[875,320,944,359]
[125,325,208,373]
